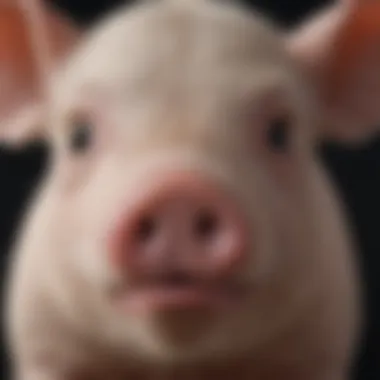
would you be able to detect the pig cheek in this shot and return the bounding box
[43,177,111,294]
[63,167,131,292]
[69,211,117,294]
[242,114,311,284]
[48,145,119,287]
[224,187,313,352]
[245,198,277,286]
[52,151,99,197]
[237,147,311,290]
[231,141,300,288]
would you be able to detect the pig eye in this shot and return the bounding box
[266,116,291,152]
[69,118,93,153]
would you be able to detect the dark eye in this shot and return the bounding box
[266,116,291,152]
[69,118,93,153]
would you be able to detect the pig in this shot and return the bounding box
[2,0,380,378]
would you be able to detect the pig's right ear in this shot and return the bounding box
[0,102,47,149]
[286,0,380,145]
[0,0,82,150]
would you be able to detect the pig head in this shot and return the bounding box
[2,0,380,379]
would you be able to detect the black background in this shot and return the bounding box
[0,0,379,379]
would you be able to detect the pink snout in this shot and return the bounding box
[108,172,249,281]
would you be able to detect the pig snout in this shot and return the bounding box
[107,171,250,311]
[110,171,249,277]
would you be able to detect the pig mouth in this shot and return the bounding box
[110,274,248,314]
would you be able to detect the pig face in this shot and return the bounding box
[3,0,380,369]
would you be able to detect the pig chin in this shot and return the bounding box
[110,304,254,366]
[125,311,227,364]
[103,275,253,362]
[92,265,256,365]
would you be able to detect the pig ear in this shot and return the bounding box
[0,0,82,150]
[286,0,380,144]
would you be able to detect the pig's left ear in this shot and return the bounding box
[286,0,380,144]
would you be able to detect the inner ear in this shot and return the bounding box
[284,1,353,83]
[318,1,380,143]
[35,4,82,65]
[286,0,380,144]
[322,1,380,104]
[0,1,82,150]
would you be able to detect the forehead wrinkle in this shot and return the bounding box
[56,63,294,118]
[107,67,292,144]
[56,2,287,83]
[51,0,302,140]
[50,63,299,148]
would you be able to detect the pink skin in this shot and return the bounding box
[108,171,249,313]
[3,0,380,379]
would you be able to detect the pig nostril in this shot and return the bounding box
[135,215,156,243]
[194,209,219,240]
